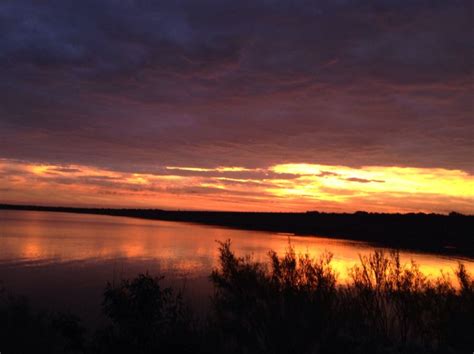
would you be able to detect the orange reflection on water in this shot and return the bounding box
[22,240,42,259]
[0,210,472,285]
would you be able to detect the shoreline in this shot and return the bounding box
[1,203,473,259]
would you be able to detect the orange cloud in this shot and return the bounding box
[0,159,472,213]
[270,163,473,199]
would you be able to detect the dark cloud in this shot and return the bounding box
[49,167,82,173]
[345,177,385,184]
[0,0,472,175]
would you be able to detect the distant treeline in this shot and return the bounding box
[1,203,473,257]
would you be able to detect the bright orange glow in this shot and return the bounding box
[0,159,473,213]
[2,211,472,284]
[271,163,473,198]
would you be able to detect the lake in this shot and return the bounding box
[1,210,473,323]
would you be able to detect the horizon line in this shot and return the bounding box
[1,203,471,217]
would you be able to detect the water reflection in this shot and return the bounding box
[1,210,473,322]
[1,210,473,281]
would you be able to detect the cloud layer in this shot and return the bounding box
[0,0,472,210]
[1,159,472,213]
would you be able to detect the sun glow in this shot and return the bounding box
[270,163,474,199]
[1,159,473,213]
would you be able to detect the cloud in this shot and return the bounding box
[1,159,472,213]
[345,177,384,184]
[49,167,82,173]
[0,0,472,204]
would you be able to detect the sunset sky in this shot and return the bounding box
[0,0,473,213]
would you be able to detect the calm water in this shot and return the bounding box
[1,210,473,321]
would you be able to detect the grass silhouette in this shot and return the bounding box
[209,241,473,353]
[1,241,473,353]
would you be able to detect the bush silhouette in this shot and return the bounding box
[209,240,339,353]
[209,241,474,354]
[0,285,85,354]
[0,242,473,354]
[92,273,195,354]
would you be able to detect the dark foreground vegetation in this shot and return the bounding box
[2,204,473,256]
[1,242,473,354]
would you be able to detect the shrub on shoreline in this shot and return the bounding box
[1,241,473,353]
[209,241,473,353]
